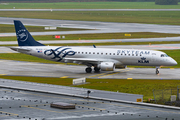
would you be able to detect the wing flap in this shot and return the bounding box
[64,58,104,65]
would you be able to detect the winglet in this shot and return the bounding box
[14,20,45,46]
[93,44,96,48]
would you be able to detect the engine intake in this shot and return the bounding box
[99,62,115,71]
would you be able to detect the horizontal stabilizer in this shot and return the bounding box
[9,47,31,52]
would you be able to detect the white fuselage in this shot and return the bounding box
[16,46,177,68]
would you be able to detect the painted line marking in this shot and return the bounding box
[0,115,9,117]
[99,69,134,78]
[0,74,6,76]
[61,76,68,78]
[88,72,108,78]
[127,78,133,79]
[89,69,129,78]
[22,106,94,113]
[77,104,106,110]
[0,111,18,116]
[21,104,49,107]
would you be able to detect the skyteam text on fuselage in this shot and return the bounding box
[10,20,177,74]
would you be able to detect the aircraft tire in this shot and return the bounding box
[156,68,159,74]
[94,67,100,72]
[86,67,92,73]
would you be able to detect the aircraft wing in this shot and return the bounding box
[63,58,116,65]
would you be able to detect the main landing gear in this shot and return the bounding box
[85,67,92,73]
[156,67,159,75]
[85,67,100,73]
[94,67,100,73]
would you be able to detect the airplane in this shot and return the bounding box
[10,20,177,74]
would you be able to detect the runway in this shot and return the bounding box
[0,59,178,79]
[0,87,179,120]
[1,17,180,38]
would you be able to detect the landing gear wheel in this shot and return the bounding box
[86,67,92,73]
[156,68,159,74]
[94,67,100,72]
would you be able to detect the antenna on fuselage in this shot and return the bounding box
[93,44,96,48]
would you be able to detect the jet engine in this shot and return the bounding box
[99,62,115,71]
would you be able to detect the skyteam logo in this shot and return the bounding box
[17,29,28,42]
[44,47,76,61]
[138,57,149,63]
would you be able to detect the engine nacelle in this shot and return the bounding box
[99,62,115,71]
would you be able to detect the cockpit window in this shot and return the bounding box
[161,54,169,57]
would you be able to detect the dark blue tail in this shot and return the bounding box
[14,20,45,46]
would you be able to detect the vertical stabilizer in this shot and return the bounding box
[14,20,45,46]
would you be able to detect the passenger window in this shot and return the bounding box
[89,52,91,54]
[113,53,115,55]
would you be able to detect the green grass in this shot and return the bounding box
[0,76,73,86]
[0,2,180,9]
[0,49,179,68]
[2,41,180,47]
[45,41,180,46]
[0,75,179,101]
[1,11,180,25]
[0,24,88,33]
[0,32,180,41]
[162,50,180,68]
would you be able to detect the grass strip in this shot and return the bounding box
[0,24,89,33]
[0,32,180,41]
[0,76,73,86]
[1,11,180,25]
[1,2,180,9]
[1,41,180,46]
[0,75,179,101]
[45,41,180,46]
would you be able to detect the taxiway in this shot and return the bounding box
[0,59,178,79]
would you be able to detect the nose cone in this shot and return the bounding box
[170,58,177,66]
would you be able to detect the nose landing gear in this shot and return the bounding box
[156,67,159,75]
